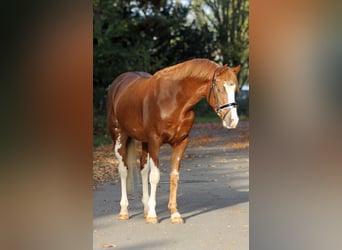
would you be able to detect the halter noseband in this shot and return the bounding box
[207,68,238,114]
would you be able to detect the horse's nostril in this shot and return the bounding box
[229,117,239,128]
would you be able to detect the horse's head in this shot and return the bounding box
[207,65,241,129]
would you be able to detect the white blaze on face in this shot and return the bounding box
[223,81,239,128]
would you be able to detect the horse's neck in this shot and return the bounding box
[177,77,210,109]
[153,63,214,110]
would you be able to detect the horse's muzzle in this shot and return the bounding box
[222,108,239,129]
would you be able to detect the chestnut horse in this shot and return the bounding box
[107,58,240,224]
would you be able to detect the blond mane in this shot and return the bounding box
[153,59,219,82]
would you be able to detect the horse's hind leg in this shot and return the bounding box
[114,132,130,220]
[145,140,162,224]
[140,142,150,217]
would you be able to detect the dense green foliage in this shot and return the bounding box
[93,0,249,116]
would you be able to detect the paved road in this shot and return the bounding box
[93,122,249,250]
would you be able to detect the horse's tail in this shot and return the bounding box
[126,139,138,195]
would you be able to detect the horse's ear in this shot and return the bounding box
[231,65,241,74]
[216,64,229,75]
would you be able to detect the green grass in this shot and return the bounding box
[93,114,111,148]
[194,115,220,123]
[238,113,249,121]
[93,133,112,148]
[194,113,249,123]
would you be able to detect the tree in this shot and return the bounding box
[93,0,249,114]
[93,0,217,114]
[192,0,249,87]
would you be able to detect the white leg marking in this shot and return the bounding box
[147,159,160,218]
[114,135,129,216]
[141,154,150,216]
[170,169,183,222]
[171,212,181,219]
[171,169,179,176]
[169,169,183,223]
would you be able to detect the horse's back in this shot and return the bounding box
[107,72,152,139]
[133,71,152,78]
[108,71,149,91]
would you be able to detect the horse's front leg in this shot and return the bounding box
[168,137,189,224]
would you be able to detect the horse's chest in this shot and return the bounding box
[161,114,194,144]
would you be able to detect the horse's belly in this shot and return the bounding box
[116,112,147,141]
[126,126,148,142]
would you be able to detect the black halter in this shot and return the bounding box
[207,69,238,113]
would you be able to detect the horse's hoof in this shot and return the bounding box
[117,213,129,220]
[146,216,158,224]
[144,212,148,218]
[171,216,184,224]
